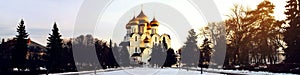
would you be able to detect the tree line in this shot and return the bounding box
[1,0,300,74]
[0,20,131,74]
[223,0,300,73]
[0,20,178,74]
[176,0,300,73]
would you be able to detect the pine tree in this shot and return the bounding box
[199,38,213,67]
[163,48,177,67]
[46,22,63,73]
[118,46,130,67]
[13,19,29,70]
[150,43,166,67]
[181,29,200,67]
[107,40,119,68]
[59,40,77,72]
[284,0,300,63]
[65,40,77,72]
[162,37,168,49]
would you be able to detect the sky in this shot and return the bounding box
[0,0,287,50]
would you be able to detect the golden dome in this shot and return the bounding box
[150,17,159,26]
[126,17,134,29]
[136,10,149,23]
[129,17,139,25]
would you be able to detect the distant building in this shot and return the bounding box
[120,10,171,64]
[0,38,47,66]
[26,38,47,62]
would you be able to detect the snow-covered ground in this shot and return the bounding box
[51,67,296,75]
[88,68,221,75]
[201,68,295,75]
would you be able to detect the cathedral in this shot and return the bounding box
[120,10,171,64]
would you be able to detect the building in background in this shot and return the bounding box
[120,10,171,64]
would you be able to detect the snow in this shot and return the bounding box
[50,67,296,75]
[85,68,222,75]
[202,68,296,75]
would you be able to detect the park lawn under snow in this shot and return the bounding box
[52,67,296,75]
[89,67,220,75]
[199,68,295,75]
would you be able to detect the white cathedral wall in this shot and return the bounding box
[151,34,160,46]
[125,16,173,64]
[131,25,138,33]
[129,34,141,56]
[127,32,172,64]
[151,26,158,34]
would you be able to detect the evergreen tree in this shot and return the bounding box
[181,29,200,67]
[107,40,119,68]
[284,0,300,63]
[95,39,104,69]
[199,38,213,67]
[118,45,130,67]
[163,48,177,67]
[12,19,29,70]
[61,40,77,72]
[150,43,166,67]
[99,42,110,69]
[95,40,119,69]
[46,22,63,73]
[162,37,168,49]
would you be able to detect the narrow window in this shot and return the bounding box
[152,29,154,33]
[135,36,137,41]
[140,27,143,33]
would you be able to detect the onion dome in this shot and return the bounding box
[144,37,150,43]
[129,17,139,25]
[150,17,159,26]
[126,17,139,29]
[136,10,149,24]
[126,17,134,29]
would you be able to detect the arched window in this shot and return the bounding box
[152,29,155,33]
[135,36,137,41]
[140,27,143,33]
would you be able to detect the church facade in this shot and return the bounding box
[120,10,171,64]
